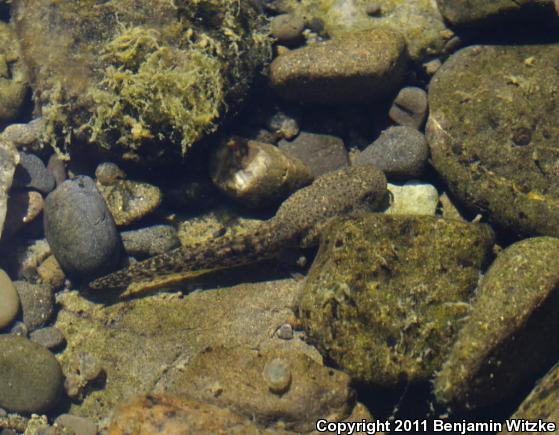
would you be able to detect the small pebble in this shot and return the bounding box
[354,126,429,180]
[44,176,121,279]
[0,335,64,413]
[64,352,104,400]
[277,323,294,340]
[270,14,305,46]
[3,191,44,236]
[385,181,439,216]
[267,111,300,140]
[263,358,292,395]
[13,281,54,332]
[0,269,19,331]
[121,225,180,258]
[423,58,442,76]
[388,87,428,129]
[36,255,66,289]
[1,118,45,149]
[29,326,66,350]
[12,152,56,194]
[279,131,348,176]
[55,414,97,435]
[46,154,66,186]
[9,321,28,337]
[365,2,381,16]
[95,162,126,186]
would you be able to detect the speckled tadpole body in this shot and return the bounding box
[89,166,387,292]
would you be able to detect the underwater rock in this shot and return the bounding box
[435,237,559,410]
[0,137,19,238]
[13,280,54,332]
[270,14,306,46]
[385,181,439,215]
[0,268,20,331]
[499,363,559,433]
[3,191,44,237]
[0,335,64,413]
[94,162,126,186]
[354,126,429,180]
[155,346,353,432]
[436,0,556,27]
[299,214,494,386]
[121,225,180,258]
[12,152,56,194]
[36,255,66,289]
[96,179,162,226]
[44,176,121,279]
[279,131,348,176]
[29,326,66,351]
[0,22,28,123]
[388,86,428,130]
[54,414,97,435]
[109,395,264,435]
[270,27,407,104]
[13,0,271,164]
[209,137,314,208]
[1,118,45,151]
[428,44,559,237]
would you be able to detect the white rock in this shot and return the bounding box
[385,180,439,216]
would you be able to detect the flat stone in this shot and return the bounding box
[13,281,54,332]
[270,28,407,104]
[97,179,162,226]
[55,414,97,435]
[279,131,348,176]
[0,335,64,413]
[0,269,19,331]
[354,126,429,180]
[29,327,66,350]
[435,237,559,410]
[385,181,439,215]
[44,176,121,279]
[299,214,494,386]
[427,44,559,237]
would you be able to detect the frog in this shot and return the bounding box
[88,165,387,293]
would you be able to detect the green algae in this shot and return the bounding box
[435,237,559,410]
[14,0,271,163]
[299,213,494,386]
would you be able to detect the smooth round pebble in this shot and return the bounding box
[388,86,428,129]
[0,335,64,413]
[29,327,65,350]
[277,323,294,340]
[9,321,28,337]
[14,281,54,332]
[12,152,55,194]
[95,162,126,186]
[354,126,429,180]
[55,414,97,435]
[44,176,121,279]
[270,14,305,46]
[0,269,19,331]
[36,255,66,289]
[263,358,291,394]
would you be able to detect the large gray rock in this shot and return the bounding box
[0,335,64,413]
[44,176,121,279]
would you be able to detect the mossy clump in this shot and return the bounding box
[299,213,494,386]
[13,0,271,164]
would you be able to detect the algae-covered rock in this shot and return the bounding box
[279,0,455,63]
[500,363,559,434]
[0,22,28,123]
[155,346,354,432]
[436,0,556,27]
[54,278,327,426]
[427,45,559,237]
[435,237,559,410]
[13,0,271,164]
[299,213,494,386]
[0,137,19,238]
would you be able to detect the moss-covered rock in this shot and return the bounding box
[299,213,494,386]
[500,366,559,434]
[435,237,559,410]
[427,44,559,237]
[13,0,271,164]
[0,21,28,123]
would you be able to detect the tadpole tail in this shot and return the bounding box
[88,222,283,291]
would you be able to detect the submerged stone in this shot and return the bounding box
[299,213,494,386]
[435,237,559,410]
[13,0,271,164]
[427,44,559,237]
